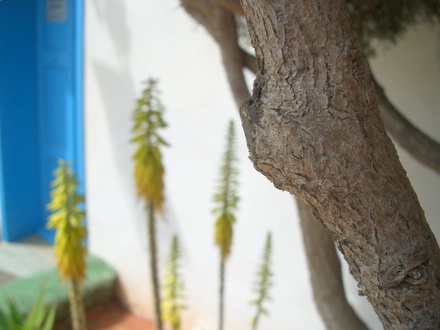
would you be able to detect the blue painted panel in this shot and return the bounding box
[41,68,69,147]
[0,0,84,243]
[0,0,41,241]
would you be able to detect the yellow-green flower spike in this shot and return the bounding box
[131,78,168,213]
[47,160,86,282]
[213,120,239,260]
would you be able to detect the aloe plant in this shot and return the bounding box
[161,236,186,330]
[47,160,87,330]
[212,120,239,330]
[250,232,274,330]
[0,288,56,330]
[131,78,168,330]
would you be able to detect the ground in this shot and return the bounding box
[54,299,154,330]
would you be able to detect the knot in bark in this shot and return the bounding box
[378,255,429,288]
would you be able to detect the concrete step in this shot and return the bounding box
[0,255,117,321]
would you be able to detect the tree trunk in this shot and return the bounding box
[239,0,440,328]
[297,199,369,330]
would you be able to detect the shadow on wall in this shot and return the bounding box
[92,60,136,172]
[91,0,131,59]
[90,0,135,176]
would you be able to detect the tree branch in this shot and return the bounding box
[243,36,370,328]
[373,76,440,174]
[268,35,367,325]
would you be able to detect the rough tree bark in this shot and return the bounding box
[239,0,440,329]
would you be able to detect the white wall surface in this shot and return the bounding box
[85,1,440,329]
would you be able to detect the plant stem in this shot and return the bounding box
[219,258,225,330]
[252,314,260,330]
[148,201,163,330]
[69,278,87,330]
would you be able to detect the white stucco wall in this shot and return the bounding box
[85,1,440,329]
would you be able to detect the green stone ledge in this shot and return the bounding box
[0,255,117,321]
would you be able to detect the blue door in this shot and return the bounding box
[0,0,84,243]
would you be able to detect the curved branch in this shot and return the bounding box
[373,76,440,174]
